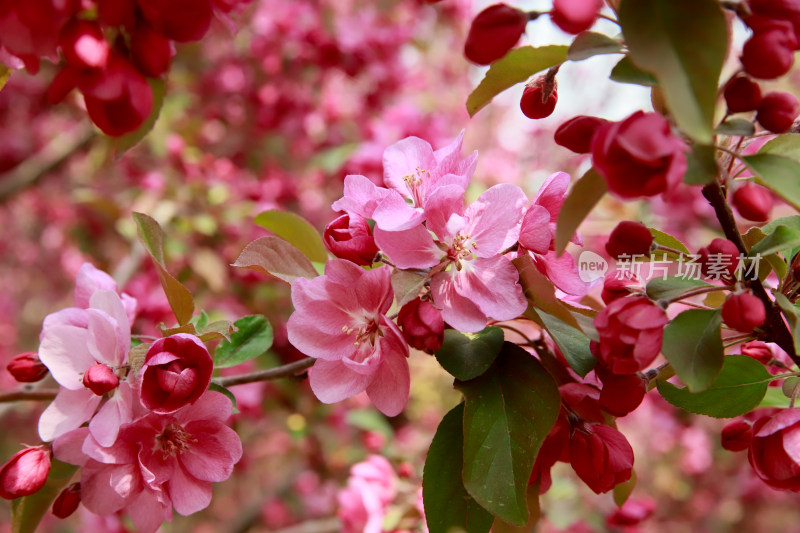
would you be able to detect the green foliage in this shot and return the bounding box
[466,45,568,117]
[536,310,595,377]
[759,134,800,160]
[775,294,800,356]
[683,144,718,185]
[619,0,727,143]
[435,327,504,381]
[749,225,800,257]
[133,212,195,325]
[645,276,712,301]
[649,227,690,255]
[232,236,319,284]
[657,355,772,418]
[253,210,328,263]
[567,32,623,61]
[514,255,581,329]
[12,460,77,533]
[555,168,607,255]
[661,309,723,392]
[715,119,755,137]
[423,403,494,533]
[113,78,166,156]
[208,383,240,414]
[391,270,427,307]
[744,153,800,212]
[609,55,658,87]
[214,315,274,368]
[456,343,560,525]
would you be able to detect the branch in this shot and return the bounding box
[213,358,315,387]
[0,389,58,403]
[702,182,799,364]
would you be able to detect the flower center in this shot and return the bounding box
[402,167,430,207]
[342,317,383,347]
[157,423,196,459]
[446,233,477,269]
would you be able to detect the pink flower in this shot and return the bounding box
[38,290,135,446]
[338,455,397,533]
[54,392,242,533]
[287,260,410,416]
[139,334,213,414]
[73,263,137,324]
[375,183,528,332]
[0,446,51,499]
[332,132,477,232]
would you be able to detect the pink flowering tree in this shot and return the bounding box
[4,0,800,531]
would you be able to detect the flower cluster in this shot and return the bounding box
[0,264,241,532]
[287,132,588,415]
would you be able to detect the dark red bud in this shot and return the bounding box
[323,213,379,266]
[554,115,608,153]
[398,298,444,354]
[605,221,653,259]
[741,21,797,80]
[723,75,763,113]
[722,292,766,333]
[721,419,753,452]
[82,363,119,396]
[58,19,109,70]
[464,4,528,65]
[130,24,174,77]
[520,77,557,119]
[0,447,51,499]
[52,483,81,519]
[741,340,773,364]
[7,353,49,383]
[732,183,772,222]
[697,238,740,282]
[596,367,646,417]
[550,0,602,34]
[601,274,640,304]
[757,91,799,133]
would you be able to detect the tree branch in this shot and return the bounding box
[213,358,315,387]
[0,389,58,403]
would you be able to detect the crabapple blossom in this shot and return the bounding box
[52,483,81,518]
[397,298,444,354]
[748,409,800,491]
[0,446,51,499]
[593,296,668,374]
[287,260,410,416]
[569,423,634,494]
[6,352,49,383]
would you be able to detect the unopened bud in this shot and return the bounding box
[7,352,49,383]
[0,446,51,499]
[464,4,529,65]
[82,363,119,396]
[398,298,444,354]
[520,76,557,119]
[52,483,81,519]
[605,221,653,259]
[722,292,766,333]
[757,91,800,133]
[732,183,772,222]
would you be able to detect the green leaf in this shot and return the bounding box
[113,78,166,156]
[744,153,800,212]
[609,55,658,87]
[645,276,712,301]
[490,484,541,533]
[761,215,800,235]
[391,269,427,307]
[232,236,319,284]
[649,227,690,255]
[536,310,595,377]
[214,315,274,368]
[759,386,791,409]
[661,309,723,392]
[197,320,233,342]
[12,459,77,533]
[567,32,624,61]
[657,355,772,417]
[715,118,755,137]
[457,343,560,525]
[759,134,800,161]
[555,168,607,255]
[775,294,800,356]
[683,144,718,185]
[467,45,568,117]
[133,212,195,325]
[619,0,727,143]
[435,327,504,381]
[513,255,580,329]
[253,210,328,263]
[614,469,637,507]
[423,403,494,533]
[749,225,800,257]
[208,383,240,414]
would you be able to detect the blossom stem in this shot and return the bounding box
[213,358,315,387]
[664,284,734,305]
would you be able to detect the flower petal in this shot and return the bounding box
[309,359,372,404]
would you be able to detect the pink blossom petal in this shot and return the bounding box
[87,309,124,367]
[89,290,131,364]
[88,382,135,447]
[424,184,466,241]
[176,390,235,425]
[519,204,552,254]
[371,191,425,231]
[454,256,527,323]
[39,388,101,442]
[74,263,118,308]
[383,136,436,194]
[39,325,95,389]
[355,266,394,315]
[533,171,570,220]
[374,226,442,269]
[41,307,89,331]
[52,427,90,466]
[169,464,212,515]
[129,488,172,533]
[323,257,367,286]
[81,462,131,515]
[533,251,590,296]
[464,184,527,256]
[429,171,471,194]
[287,316,358,361]
[434,130,478,179]
[430,273,489,333]
[180,422,242,482]
[366,347,410,417]
[309,359,372,403]
[332,174,390,219]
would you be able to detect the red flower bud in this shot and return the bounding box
[140,334,213,413]
[757,91,799,133]
[130,24,174,78]
[741,340,773,364]
[554,115,608,154]
[605,221,653,259]
[550,0,602,34]
[593,297,668,374]
[723,75,763,113]
[601,273,640,304]
[323,214,379,266]
[742,21,797,79]
[569,424,633,494]
[58,19,110,70]
[0,446,51,499]
[52,483,81,519]
[732,183,772,222]
[83,54,154,137]
[596,367,646,417]
[464,4,528,65]
[697,238,740,282]
[138,0,214,42]
[397,298,444,354]
[520,77,557,119]
[748,409,800,490]
[82,363,119,396]
[560,383,604,423]
[721,419,753,452]
[97,0,136,28]
[722,292,766,333]
[7,352,49,383]
[606,498,656,527]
